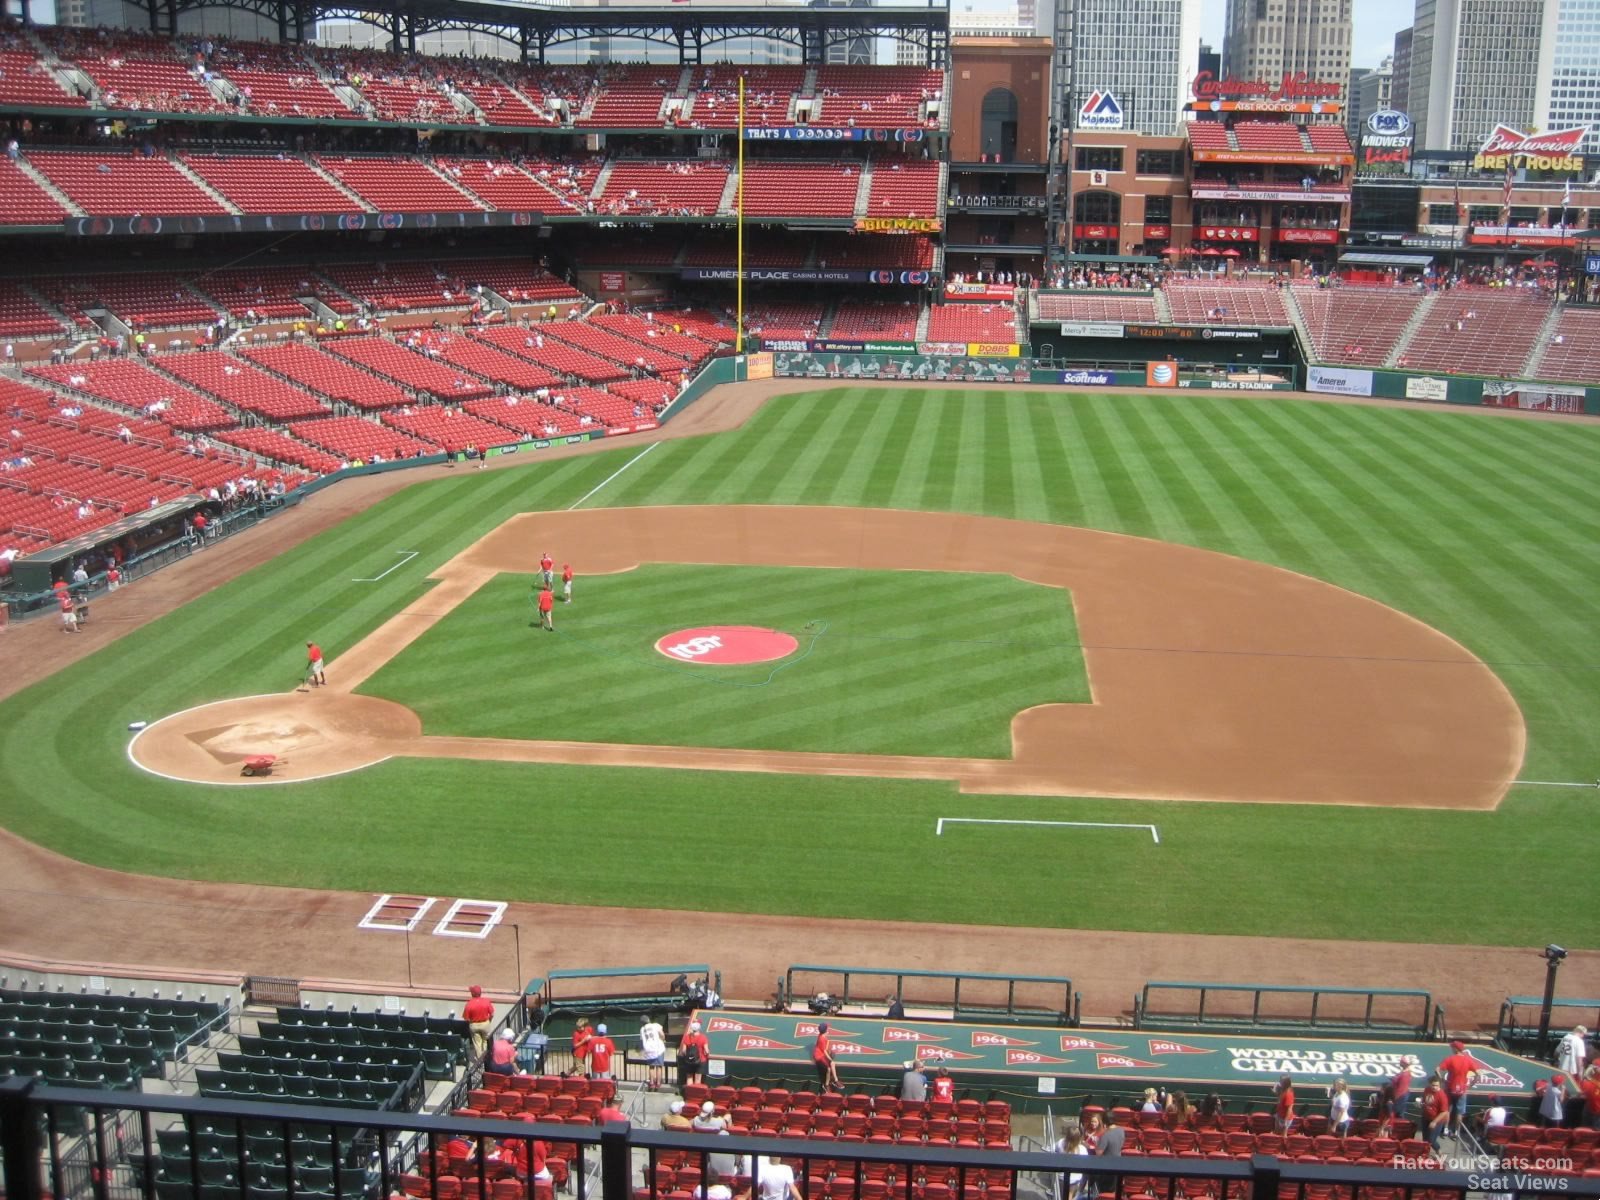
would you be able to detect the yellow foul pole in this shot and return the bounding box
[737,73,746,355]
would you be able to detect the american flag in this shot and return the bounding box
[1561,178,1573,235]
[1500,160,1514,225]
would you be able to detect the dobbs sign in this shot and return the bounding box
[1473,124,1586,172]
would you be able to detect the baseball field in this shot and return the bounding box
[2,384,1598,955]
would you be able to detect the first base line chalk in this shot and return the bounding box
[936,817,1162,845]
[568,441,660,510]
[352,550,419,583]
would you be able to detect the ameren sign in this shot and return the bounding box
[1473,124,1587,172]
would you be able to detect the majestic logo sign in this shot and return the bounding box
[1473,124,1587,171]
[1078,91,1125,130]
[1191,71,1341,102]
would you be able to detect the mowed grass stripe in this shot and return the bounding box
[858,395,935,509]
[762,390,876,503]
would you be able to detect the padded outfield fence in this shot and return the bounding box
[780,966,1077,1027]
[1134,983,1440,1040]
[4,1077,1596,1200]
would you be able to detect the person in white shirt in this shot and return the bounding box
[692,1101,725,1133]
[639,1015,667,1091]
[755,1157,801,1200]
[1328,1078,1353,1136]
[1558,1027,1589,1079]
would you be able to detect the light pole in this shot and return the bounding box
[1536,944,1567,1059]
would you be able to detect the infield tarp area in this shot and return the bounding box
[693,1012,1546,1099]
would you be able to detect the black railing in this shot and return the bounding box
[6,1079,1600,1200]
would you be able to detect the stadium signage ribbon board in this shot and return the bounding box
[1472,124,1587,172]
[695,1013,1543,1094]
[945,282,1016,301]
[1193,187,1352,204]
[1189,71,1342,115]
[67,210,545,237]
[1059,322,1127,338]
[1124,325,1264,341]
[854,216,942,234]
[682,268,929,285]
[1191,150,1351,166]
[1307,366,1375,397]
[744,127,926,143]
[1275,229,1339,244]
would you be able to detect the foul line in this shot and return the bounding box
[352,550,418,583]
[1515,779,1600,789]
[936,817,1161,844]
[568,442,660,510]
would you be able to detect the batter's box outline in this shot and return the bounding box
[433,899,507,939]
[359,893,437,932]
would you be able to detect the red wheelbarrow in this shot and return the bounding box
[241,754,283,777]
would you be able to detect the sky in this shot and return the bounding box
[1198,0,1412,71]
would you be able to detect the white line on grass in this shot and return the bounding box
[352,550,418,582]
[1515,779,1600,788]
[936,817,1162,845]
[567,441,660,510]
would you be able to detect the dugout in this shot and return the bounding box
[526,964,720,1066]
[7,495,202,597]
[1134,981,1441,1041]
[1496,995,1600,1060]
[780,965,1076,1027]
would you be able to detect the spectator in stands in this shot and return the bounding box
[1327,1078,1353,1137]
[59,589,77,633]
[588,1023,616,1080]
[1539,1074,1575,1128]
[1273,1074,1295,1133]
[900,1059,926,1101]
[572,1016,594,1073]
[812,1022,841,1092]
[1580,1066,1600,1130]
[1419,1077,1449,1148]
[931,1066,954,1103]
[1049,1121,1089,1200]
[692,1100,726,1132]
[462,985,494,1058]
[1388,1057,1414,1115]
[485,1028,519,1076]
[1139,1088,1161,1114]
[1197,1095,1226,1127]
[1164,1092,1195,1129]
[661,1100,694,1131]
[1438,1041,1477,1139]
[678,1019,709,1088]
[1557,1026,1589,1079]
[755,1155,802,1200]
[1473,1095,1509,1138]
[638,1014,667,1091]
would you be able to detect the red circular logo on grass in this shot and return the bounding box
[655,625,798,665]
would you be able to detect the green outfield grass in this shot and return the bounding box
[1,387,1598,947]
[360,565,1086,756]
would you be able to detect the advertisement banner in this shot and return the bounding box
[854,216,942,234]
[1467,228,1577,248]
[945,282,1016,301]
[917,342,968,356]
[1058,369,1118,386]
[1587,255,1600,276]
[598,272,625,292]
[1124,325,1267,341]
[1193,187,1352,204]
[1060,321,1127,338]
[1482,382,1585,414]
[1073,224,1118,240]
[1197,225,1259,242]
[1405,377,1449,402]
[66,210,544,237]
[1142,224,1171,239]
[1077,91,1125,130]
[1190,150,1350,166]
[968,342,1021,357]
[1307,365,1375,397]
[1473,124,1586,172]
[1275,229,1340,244]
[1146,360,1179,387]
[746,352,774,381]
[1190,71,1342,110]
[744,126,926,143]
[774,351,1030,384]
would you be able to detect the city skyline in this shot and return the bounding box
[1201,0,1406,71]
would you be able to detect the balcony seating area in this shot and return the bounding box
[550,323,687,374]
[1396,289,1554,378]
[1186,123,1233,151]
[0,985,226,1090]
[591,314,720,363]
[575,65,674,128]
[473,325,627,383]
[216,67,351,120]
[813,66,942,129]
[684,65,805,130]
[190,265,351,321]
[452,78,551,126]
[608,377,677,411]
[0,279,67,338]
[1035,293,1159,323]
[1289,284,1423,366]
[288,414,438,461]
[27,359,237,432]
[414,333,561,390]
[214,425,342,474]
[312,155,480,213]
[739,162,861,218]
[0,158,72,226]
[1306,125,1352,154]
[156,351,329,421]
[0,47,86,108]
[327,336,494,400]
[520,156,605,213]
[463,395,585,438]
[746,303,827,342]
[1232,122,1308,154]
[831,300,919,341]
[1533,307,1600,384]
[865,160,941,219]
[669,1083,1011,1149]
[31,271,221,329]
[39,28,225,114]
[597,160,730,216]
[178,152,363,215]
[350,76,453,124]
[497,65,597,118]
[1163,281,1291,326]
[444,258,583,306]
[243,343,411,410]
[431,158,571,214]
[26,150,229,216]
[926,302,1016,344]
[647,307,731,341]
[812,233,937,271]
[315,261,475,316]
[380,405,519,453]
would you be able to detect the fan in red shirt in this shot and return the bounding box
[572,1018,594,1074]
[1420,1080,1450,1147]
[677,1020,709,1088]
[1273,1074,1296,1133]
[462,984,494,1058]
[931,1067,955,1102]
[1580,1067,1600,1128]
[1437,1041,1479,1138]
[812,1022,841,1091]
[588,1024,616,1079]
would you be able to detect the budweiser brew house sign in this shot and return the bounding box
[1473,125,1586,172]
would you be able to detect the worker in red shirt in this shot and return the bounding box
[813,1022,841,1091]
[462,984,494,1059]
[538,584,555,631]
[561,563,573,604]
[677,1020,709,1088]
[305,641,326,687]
[1273,1073,1296,1133]
[539,552,554,587]
[1437,1040,1478,1139]
[588,1023,616,1080]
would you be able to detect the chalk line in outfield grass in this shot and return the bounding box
[351,550,419,583]
[936,816,1162,844]
[567,442,661,510]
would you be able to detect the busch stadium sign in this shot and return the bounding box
[1473,124,1586,172]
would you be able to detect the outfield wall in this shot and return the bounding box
[1304,365,1600,415]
